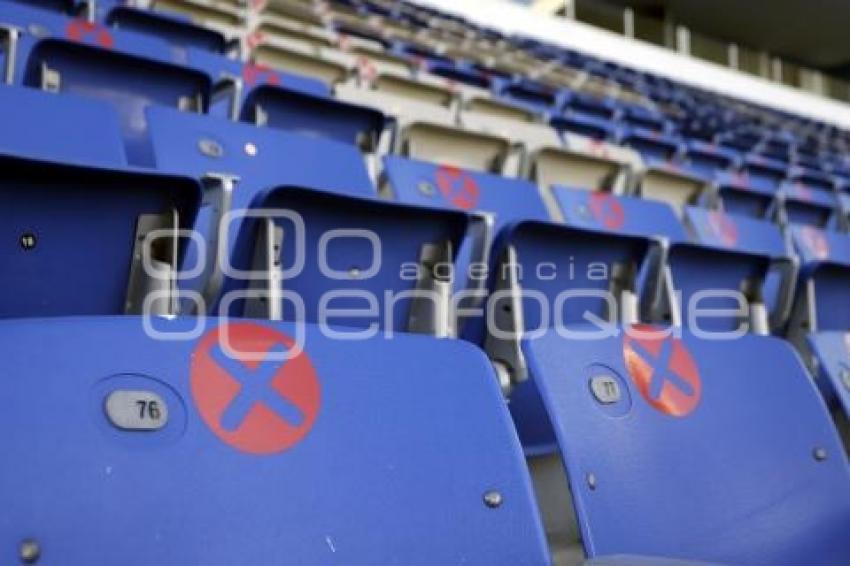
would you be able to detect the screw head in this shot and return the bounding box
[198,138,223,158]
[20,233,37,251]
[348,267,361,279]
[417,181,436,196]
[244,142,258,157]
[813,447,828,462]
[483,490,503,508]
[19,539,40,563]
[586,473,597,490]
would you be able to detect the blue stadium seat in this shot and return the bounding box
[553,188,776,332]
[149,109,465,333]
[426,61,494,91]
[555,186,685,237]
[523,326,850,563]
[0,1,80,39]
[241,83,388,150]
[483,195,659,452]
[147,106,377,309]
[106,6,228,54]
[382,156,551,325]
[0,154,200,317]
[10,11,213,165]
[0,0,74,14]
[499,79,561,115]
[186,49,330,119]
[780,179,839,228]
[684,206,795,329]
[740,153,788,193]
[619,104,668,132]
[217,186,468,333]
[713,170,777,219]
[682,138,739,178]
[565,92,617,122]
[552,112,617,142]
[760,137,793,164]
[0,84,126,166]
[619,126,681,163]
[147,107,374,198]
[3,1,850,562]
[807,329,850,433]
[383,154,550,239]
[0,316,550,565]
[786,226,850,423]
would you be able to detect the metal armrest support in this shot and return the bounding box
[211,73,243,121]
[197,173,238,312]
[1,25,19,86]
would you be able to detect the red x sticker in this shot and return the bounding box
[731,171,749,188]
[794,182,813,201]
[66,20,114,49]
[707,210,738,247]
[190,322,321,455]
[623,325,702,417]
[589,192,625,230]
[242,63,280,86]
[435,165,480,210]
[801,226,830,260]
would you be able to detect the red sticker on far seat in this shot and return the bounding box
[801,226,830,260]
[66,20,114,49]
[190,322,320,455]
[589,192,625,230]
[242,63,280,86]
[707,210,738,247]
[623,326,702,417]
[435,165,480,210]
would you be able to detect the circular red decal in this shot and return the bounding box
[589,192,625,230]
[66,20,114,49]
[190,322,320,455]
[435,165,480,210]
[801,226,830,260]
[707,210,738,247]
[794,182,813,201]
[242,63,280,86]
[623,325,702,417]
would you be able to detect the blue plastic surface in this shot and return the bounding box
[0,84,126,166]
[554,186,688,242]
[241,84,387,148]
[524,328,850,564]
[22,32,212,165]
[0,154,200,317]
[107,6,226,53]
[0,317,550,565]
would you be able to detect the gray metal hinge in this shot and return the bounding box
[40,62,61,93]
[407,240,455,337]
[483,245,528,394]
[196,172,239,313]
[125,208,180,316]
[244,217,284,320]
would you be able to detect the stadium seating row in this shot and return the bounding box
[2,0,850,564]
